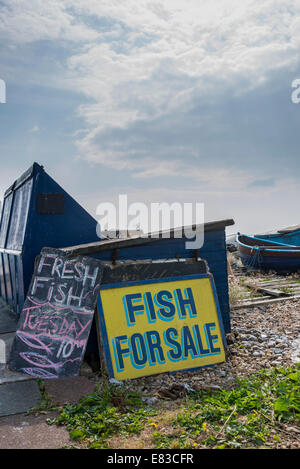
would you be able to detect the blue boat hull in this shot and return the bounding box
[237,234,300,273]
[256,229,300,247]
[239,251,300,273]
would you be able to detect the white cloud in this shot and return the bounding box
[4,1,298,127]
[29,124,40,133]
[0,0,99,43]
[1,0,300,193]
[54,0,300,175]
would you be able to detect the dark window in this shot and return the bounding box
[36,193,65,214]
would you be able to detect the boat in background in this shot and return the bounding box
[255,224,300,246]
[236,233,300,273]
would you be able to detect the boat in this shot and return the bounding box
[236,233,300,273]
[255,225,300,246]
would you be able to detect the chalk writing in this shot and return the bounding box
[9,247,103,379]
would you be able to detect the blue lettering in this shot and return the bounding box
[144,330,165,366]
[112,335,130,372]
[163,328,182,361]
[181,325,198,360]
[205,322,221,354]
[174,288,197,319]
[123,293,144,326]
[192,324,210,355]
[155,290,176,321]
[130,333,147,368]
[143,291,156,323]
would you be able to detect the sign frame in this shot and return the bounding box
[97,273,227,380]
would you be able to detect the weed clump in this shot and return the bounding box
[49,383,157,449]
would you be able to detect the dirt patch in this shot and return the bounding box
[0,411,72,449]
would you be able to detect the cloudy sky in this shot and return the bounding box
[0,0,300,236]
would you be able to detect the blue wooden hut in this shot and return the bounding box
[62,219,234,333]
[0,162,100,315]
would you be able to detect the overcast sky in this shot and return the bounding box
[0,0,300,236]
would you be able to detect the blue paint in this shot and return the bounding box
[256,229,300,246]
[0,162,100,315]
[123,293,144,327]
[90,228,231,333]
[163,328,182,362]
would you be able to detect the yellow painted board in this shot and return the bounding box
[97,275,226,380]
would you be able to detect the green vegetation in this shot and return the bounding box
[228,280,248,305]
[48,383,157,449]
[164,365,300,449]
[279,287,294,295]
[49,365,299,449]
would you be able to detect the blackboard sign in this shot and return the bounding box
[9,247,103,379]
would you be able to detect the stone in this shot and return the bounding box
[0,333,15,364]
[0,380,41,417]
[44,376,96,405]
[79,361,94,377]
[142,397,158,405]
[259,334,268,341]
[0,364,31,385]
[109,378,124,386]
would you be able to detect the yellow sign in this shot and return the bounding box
[97,274,226,380]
